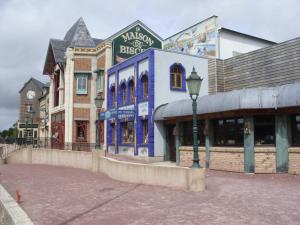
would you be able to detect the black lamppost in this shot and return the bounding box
[95,93,104,149]
[27,110,35,148]
[186,67,203,168]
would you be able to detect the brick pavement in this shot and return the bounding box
[0,164,300,225]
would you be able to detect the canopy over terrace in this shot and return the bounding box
[154,82,300,121]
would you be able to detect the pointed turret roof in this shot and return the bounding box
[64,17,96,48]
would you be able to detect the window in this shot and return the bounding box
[214,118,244,146]
[76,74,88,94]
[254,116,275,145]
[110,86,116,108]
[76,121,87,142]
[97,73,104,93]
[122,121,134,144]
[182,121,205,146]
[170,63,185,90]
[25,104,32,113]
[142,75,148,99]
[121,83,126,105]
[142,120,148,144]
[292,115,300,146]
[128,80,135,103]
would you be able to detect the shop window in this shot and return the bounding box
[182,121,205,146]
[122,121,134,144]
[292,115,300,146]
[110,86,116,108]
[254,116,275,145]
[128,80,135,103]
[170,63,186,91]
[76,74,88,95]
[76,121,87,142]
[142,75,148,99]
[121,83,126,105]
[142,120,148,144]
[214,118,244,146]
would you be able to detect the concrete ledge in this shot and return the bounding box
[0,185,33,225]
[254,147,276,153]
[99,157,205,192]
[179,146,206,152]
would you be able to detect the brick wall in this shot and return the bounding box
[254,147,276,173]
[209,147,244,172]
[74,58,92,71]
[179,146,206,168]
[97,55,105,69]
[288,148,300,174]
[73,76,92,103]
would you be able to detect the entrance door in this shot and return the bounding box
[166,125,176,162]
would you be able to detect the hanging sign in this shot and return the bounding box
[112,24,162,65]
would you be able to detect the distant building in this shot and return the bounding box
[38,83,50,147]
[18,78,47,145]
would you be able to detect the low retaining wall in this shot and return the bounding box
[179,146,299,174]
[0,185,33,225]
[5,149,205,192]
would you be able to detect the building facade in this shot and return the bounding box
[155,37,300,174]
[18,78,47,145]
[163,15,275,59]
[43,18,162,151]
[106,49,208,159]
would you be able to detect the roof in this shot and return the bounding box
[219,27,276,44]
[19,77,46,93]
[43,17,103,75]
[154,82,300,121]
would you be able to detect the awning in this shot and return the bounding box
[154,82,300,121]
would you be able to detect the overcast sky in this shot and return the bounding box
[0,0,300,131]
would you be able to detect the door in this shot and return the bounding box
[166,125,176,162]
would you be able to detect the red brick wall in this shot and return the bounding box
[73,76,92,104]
[74,58,91,71]
[73,108,90,143]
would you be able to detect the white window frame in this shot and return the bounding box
[76,74,88,95]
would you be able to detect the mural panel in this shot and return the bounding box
[163,17,218,57]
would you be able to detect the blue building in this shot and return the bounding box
[105,48,208,160]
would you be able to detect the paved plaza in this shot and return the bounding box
[0,164,300,225]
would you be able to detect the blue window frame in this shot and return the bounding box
[76,74,88,94]
[170,63,186,92]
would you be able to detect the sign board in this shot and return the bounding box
[99,109,135,120]
[112,24,162,65]
[138,102,148,116]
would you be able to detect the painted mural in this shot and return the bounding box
[163,17,218,57]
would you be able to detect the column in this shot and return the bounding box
[175,121,181,166]
[205,119,213,168]
[244,117,254,173]
[275,115,290,173]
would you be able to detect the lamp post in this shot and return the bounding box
[27,110,35,148]
[186,67,203,168]
[95,93,104,149]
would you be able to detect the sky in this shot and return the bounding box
[0,0,300,131]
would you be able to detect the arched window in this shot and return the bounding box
[128,80,135,103]
[170,63,186,91]
[141,75,148,99]
[110,85,115,108]
[121,82,126,105]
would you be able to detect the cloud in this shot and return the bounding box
[0,0,299,130]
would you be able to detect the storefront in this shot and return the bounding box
[154,83,300,174]
[104,48,209,159]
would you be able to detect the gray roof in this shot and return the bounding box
[49,38,66,63]
[19,77,46,93]
[154,82,300,121]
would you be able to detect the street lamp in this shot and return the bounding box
[95,93,104,149]
[27,110,35,148]
[186,66,203,168]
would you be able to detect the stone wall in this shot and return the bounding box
[179,146,206,168]
[288,148,300,174]
[254,147,276,173]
